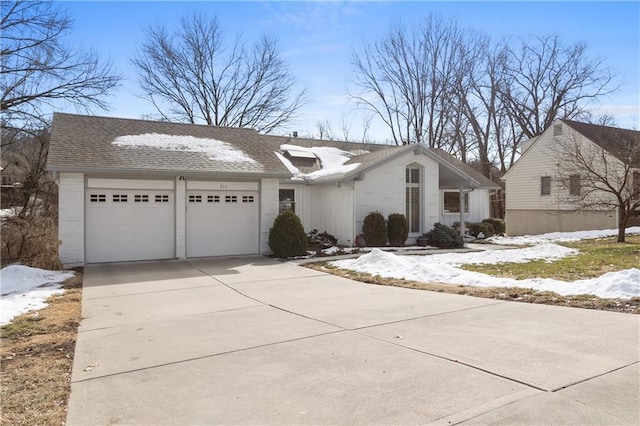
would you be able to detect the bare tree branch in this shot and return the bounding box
[1,0,121,138]
[132,14,307,134]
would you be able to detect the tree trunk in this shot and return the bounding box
[618,208,627,243]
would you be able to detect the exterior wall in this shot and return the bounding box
[58,173,85,268]
[506,209,617,236]
[260,178,279,254]
[175,177,186,258]
[504,120,624,236]
[505,122,618,211]
[354,151,440,239]
[439,188,491,227]
[282,182,354,245]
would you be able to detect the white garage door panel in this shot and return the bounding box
[186,190,259,257]
[86,189,175,263]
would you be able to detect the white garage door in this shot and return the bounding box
[186,190,259,257]
[86,188,175,263]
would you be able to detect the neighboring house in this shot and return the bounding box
[503,119,640,236]
[47,113,498,267]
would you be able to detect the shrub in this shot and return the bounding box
[424,223,464,249]
[467,222,494,238]
[1,212,62,270]
[307,229,338,249]
[269,209,308,258]
[387,213,408,246]
[362,211,387,246]
[482,218,506,235]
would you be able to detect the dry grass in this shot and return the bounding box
[0,273,83,426]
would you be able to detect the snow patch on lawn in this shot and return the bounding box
[113,133,257,163]
[331,248,639,299]
[488,226,640,246]
[326,228,640,298]
[0,265,75,325]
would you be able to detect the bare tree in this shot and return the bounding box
[500,35,616,139]
[1,0,121,139]
[315,119,334,140]
[350,15,469,147]
[552,125,640,242]
[132,14,306,134]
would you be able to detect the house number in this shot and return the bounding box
[219,184,228,189]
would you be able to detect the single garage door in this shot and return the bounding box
[86,187,175,263]
[186,190,259,257]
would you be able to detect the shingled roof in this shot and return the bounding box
[48,113,290,177]
[561,119,640,166]
[48,112,498,188]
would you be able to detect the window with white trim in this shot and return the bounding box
[90,194,106,203]
[189,195,202,203]
[541,176,551,196]
[155,194,169,203]
[443,191,469,213]
[279,189,295,213]
[405,166,420,233]
[225,195,238,203]
[113,194,128,203]
[134,194,149,203]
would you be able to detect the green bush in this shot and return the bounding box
[482,218,506,235]
[362,211,387,246]
[467,222,494,238]
[387,213,408,246]
[269,209,308,258]
[424,223,464,248]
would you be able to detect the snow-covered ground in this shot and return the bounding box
[330,228,640,299]
[487,226,640,245]
[0,265,75,325]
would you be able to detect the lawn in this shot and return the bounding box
[462,235,640,280]
[0,273,83,426]
[308,235,640,314]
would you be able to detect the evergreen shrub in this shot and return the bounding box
[269,209,308,258]
[387,213,408,246]
[424,223,464,248]
[362,211,387,246]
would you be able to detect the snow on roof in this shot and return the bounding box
[113,133,257,163]
[278,144,368,181]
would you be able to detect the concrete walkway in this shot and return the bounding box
[67,256,639,425]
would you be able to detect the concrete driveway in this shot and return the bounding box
[67,256,639,425]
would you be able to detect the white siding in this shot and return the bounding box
[439,188,491,227]
[175,177,186,258]
[260,178,279,254]
[505,122,619,211]
[282,183,354,245]
[58,173,85,268]
[354,152,440,237]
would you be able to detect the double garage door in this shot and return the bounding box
[85,180,259,263]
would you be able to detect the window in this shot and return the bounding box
[134,194,149,203]
[208,195,220,203]
[113,194,128,202]
[90,194,106,203]
[405,166,420,233]
[569,175,581,196]
[155,195,169,203]
[242,195,255,203]
[279,189,295,213]
[553,124,563,136]
[188,195,202,203]
[541,176,551,195]
[443,191,469,214]
[225,195,238,203]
